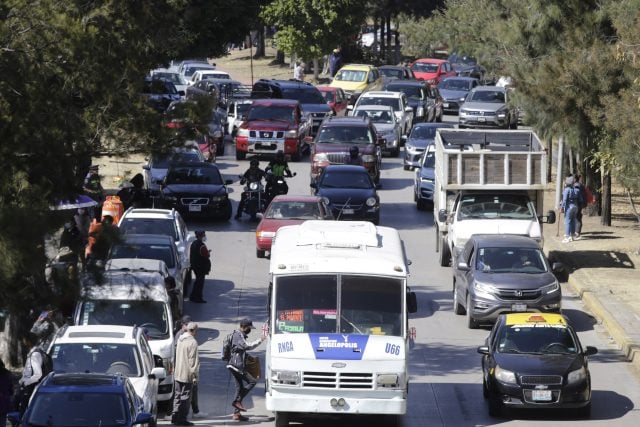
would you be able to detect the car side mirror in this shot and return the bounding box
[456,261,469,271]
[407,291,418,313]
[149,366,166,380]
[546,210,556,224]
[438,209,448,223]
[7,412,21,424]
[477,346,489,355]
[310,182,318,189]
[551,262,564,274]
[164,276,176,290]
[153,354,163,368]
[584,346,598,356]
[256,212,264,219]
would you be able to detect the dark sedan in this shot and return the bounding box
[452,234,563,329]
[403,122,454,170]
[478,313,597,417]
[437,76,479,114]
[143,77,184,112]
[311,165,380,224]
[160,162,232,220]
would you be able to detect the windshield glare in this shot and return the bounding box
[282,88,325,104]
[265,201,322,220]
[79,300,169,338]
[388,85,423,99]
[334,70,366,82]
[457,194,535,220]
[317,125,373,144]
[274,275,402,336]
[410,126,438,139]
[320,171,373,189]
[151,152,201,168]
[476,247,547,273]
[497,325,578,355]
[321,91,335,102]
[51,343,142,377]
[354,109,394,124]
[27,393,127,427]
[438,79,472,91]
[166,166,223,185]
[470,90,505,103]
[153,72,186,85]
[119,218,178,241]
[247,105,295,122]
[411,62,438,73]
[359,97,400,111]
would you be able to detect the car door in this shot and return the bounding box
[456,240,476,303]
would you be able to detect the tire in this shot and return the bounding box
[453,281,465,315]
[274,412,289,427]
[221,200,232,221]
[576,402,591,419]
[466,294,479,329]
[416,199,427,211]
[374,168,381,184]
[256,249,266,259]
[392,146,399,157]
[439,237,450,267]
[488,393,503,417]
[236,150,246,160]
[435,229,440,253]
[436,111,443,122]
[403,165,410,171]
[291,145,301,162]
[216,141,225,156]
[482,378,489,399]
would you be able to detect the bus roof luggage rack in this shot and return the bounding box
[295,221,379,248]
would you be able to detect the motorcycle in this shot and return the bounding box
[265,171,296,206]
[239,176,267,220]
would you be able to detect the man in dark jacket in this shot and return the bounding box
[226,318,264,422]
[329,48,343,77]
[188,231,211,303]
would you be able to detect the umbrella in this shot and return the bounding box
[50,195,98,210]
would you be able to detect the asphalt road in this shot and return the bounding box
[158,118,640,426]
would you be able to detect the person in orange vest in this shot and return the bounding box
[85,215,119,268]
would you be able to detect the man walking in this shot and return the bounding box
[172,322,200,426]
[189,231,210,303]
[173,315,206,420]
[227,319,265,422]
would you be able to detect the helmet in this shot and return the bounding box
[349,146,359,157]
[250,158,259,167]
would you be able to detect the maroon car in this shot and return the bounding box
[318,86,349,116]
[255,195,333,258]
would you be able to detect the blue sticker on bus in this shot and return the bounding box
[278,341,294,353]
[308,334,369,360]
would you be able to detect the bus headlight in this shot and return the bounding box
[376,373,400,388]
[272,370,301,386]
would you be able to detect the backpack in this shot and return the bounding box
[221,332,234,362]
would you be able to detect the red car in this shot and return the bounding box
[317,86,349,116]
[255,195,333,258]
[410,58,456,85]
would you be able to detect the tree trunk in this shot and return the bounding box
[254,26,265,58]
[313,57,319,82]
[626,189,640,222]
[274,50,285,64]
[601,170,611,226]
[546,137,552,184]
[386,15,392,64]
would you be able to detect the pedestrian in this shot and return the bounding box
[329,48,343,77]
[293,61,304,81]
[172,315,206,420]
[561,175,583,243]
[15,334,45,414]
[188,231,211,303]
[172,322,200,426]
[0,359,13,427]
[227,318,265,422]
[573,174,587,240]
[85,215,119,268]
[83,164,104,210]
[74,208,91,267]
[30,309,63,351]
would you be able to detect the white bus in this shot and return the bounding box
[266,221,418,426]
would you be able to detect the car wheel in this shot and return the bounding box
[466,294,479,329]
[453,281,465,315]
[236,150,246,160]
[221,200,232,221]
[216,141,225,156]
[417,199,427,211]
[488,393,503,417]
[436,111,443,122]
[439,237,450,267]
[256,249,266,259]
[404,164,411,171]
[482,378,489,399]
[392,146,399,157]
[510,119,518,130]
[291,144,302,162]
[435,228,440,253]
[576,402,591,418]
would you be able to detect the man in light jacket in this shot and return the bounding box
[172,322,200,426]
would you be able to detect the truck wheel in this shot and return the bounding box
[435,228,440,253]
[439,237,450,267]
[274,412,289,427]
[236,150,246,160]
[256,249,266,259]
[466,294,479,329]
[453,281,464,315]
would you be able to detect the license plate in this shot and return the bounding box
[511,303,527,312]
[477,117,486,122]
[443,103,449,108]
[189,205,202,212]
[531,390,552,401]
[342,208,354,214]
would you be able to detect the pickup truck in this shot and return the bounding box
[433,129,556,266]
[235,98,311,161]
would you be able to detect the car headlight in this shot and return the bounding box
[567,367,587,384]
[249,182,259,190]
[313,153,329,163]
[474,281,497,296]
[459,96,466,102]
[494,366,517,384]
[272,370,301,385]
[366,197,377,207]
[285,129,298,138]
[256,230,276,238]
[237,128,249,137]
[405,144,416,153]
[361,154,376,163]
[416,106,424,117]
[497,108,507,118]
[211,195,226,202]
[541,281,560,294]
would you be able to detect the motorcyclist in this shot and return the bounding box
[345,146,363,166]
[235,158,266,220]
[265,151,294,201]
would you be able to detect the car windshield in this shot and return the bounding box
[421,150,435,168]
[150,151,202,168]
[380,68,403,79]
[274,275,402,336]
[334,70,366,82]
[476,247,548,273]
[354,109,394,124]
[51,343,142,377]
[265,201,323,220]
[165,166,223,185]
[236,103,252,116]
[282,88,326,104]
[152,72,186,86]
[469,90,505,103]
[457,194,535,220]
[247,105,295,122]
[27,392,127,427]
[110,242,176,268]
[438,79,473,91]
[316,125,374,144]
[119,218,178,241]
[358,97,400,111]
[410,126,438,139]
[184,65,212,77]
[388,85,423,99]
[496,324,578,355]
[145,80,177,95]
[320,91,335,102]
[320,171,373,189]
[202,73,229,80]
[79,300,169,339]
[411,62,439,73]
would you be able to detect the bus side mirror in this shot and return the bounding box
[438,209,448,223]
[407,291,418,313]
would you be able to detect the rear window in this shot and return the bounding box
[27,392,127,427]
[110,242,176,268]
[51,343,142,377]
[119,218,178,241]
[79,300,169,339]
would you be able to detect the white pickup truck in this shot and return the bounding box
[433,129,556,267]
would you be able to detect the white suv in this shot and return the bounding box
[48,325,165,422]
[350,91,414,135]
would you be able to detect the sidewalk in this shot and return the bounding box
[542,186,640,373]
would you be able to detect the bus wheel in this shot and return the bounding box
[274,412,289,427]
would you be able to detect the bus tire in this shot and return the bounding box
[274,412,289,427]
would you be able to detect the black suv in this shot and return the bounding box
[252,79,331,135]
[143,77,184,112]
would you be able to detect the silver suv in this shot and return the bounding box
[458,86,518,129]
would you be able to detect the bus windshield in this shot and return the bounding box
[274,274,403,336]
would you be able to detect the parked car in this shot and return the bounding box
[185,79,219,100]
[160,162,233,220]
[142,77,183,112]
[178,61,214,81]
[317,86,349,116]
[329,63,383,104]
[142,146,205,196]
[379,65,415,80]
[188,69,231,85]
[404,122,454,170]
[227,99,253,137]
[413,144,436,210]
[7,373,155,427]
[309,115,382,184]
[437,76,480,114]
[351,90,414,136]
[150,68,188,96]
[48,325,165,420]
[311,164,380,224]
[459,85,518,129]
[352,105,402,157]
[410,58,456,85]
[383,79,443,123]
[255,195,333,258]
[448,53,485,80]
[478,313,597,417]
[452,234,563,329]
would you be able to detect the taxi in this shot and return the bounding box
[477,313,597,417]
